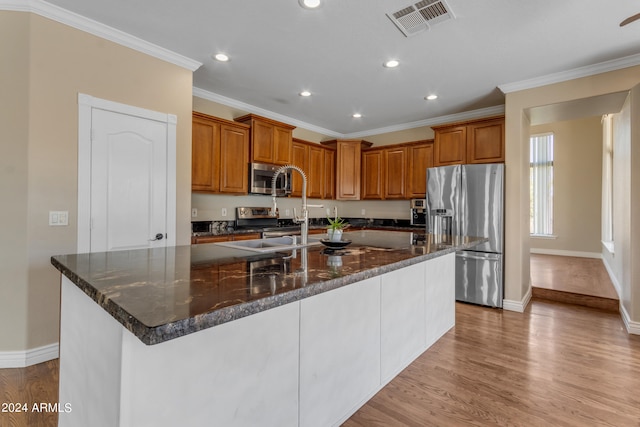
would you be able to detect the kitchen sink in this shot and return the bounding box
[215,235,324,253]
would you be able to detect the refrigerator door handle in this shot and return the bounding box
[456,251,500,261]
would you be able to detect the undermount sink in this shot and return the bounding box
[215,235,324,253]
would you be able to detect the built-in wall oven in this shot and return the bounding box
[250,162,291,195]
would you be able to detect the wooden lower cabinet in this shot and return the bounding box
[192,233,260,245]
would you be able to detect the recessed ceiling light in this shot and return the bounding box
[299,91,312,97]
[383,60,400,68]
[214,53,229,62]
[425,94,438,100]
[352,113,362,118]
[299,0,321,9]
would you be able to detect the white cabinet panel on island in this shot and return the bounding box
[299,277,381,427]
[381,262,427,383]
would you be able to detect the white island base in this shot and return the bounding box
[58,253,455,427]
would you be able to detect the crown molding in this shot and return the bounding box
[194,87,505,139]
[343,105,505,138]
[1,0,202,72]
[499,52,640,94]
[193,87,343,138]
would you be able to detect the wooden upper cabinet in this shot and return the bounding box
[219,124,249,193]
[234,114,295,165]
[361,149,384,200]
[466,118,505,164]
[323,148,335,199]
[292,138,335,199]
[384,146,407,199]
[192,112,249,194]
[308,145,324,199]
[323,139,371,200]
[291,141,308,197]
[406,141,433,198]
[434,125,466,166]
[433,116,504,166]
[192,115,220,192]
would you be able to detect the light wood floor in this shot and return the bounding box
[1,300,637,427]
[530,254,619,312]
[345,300,640,426]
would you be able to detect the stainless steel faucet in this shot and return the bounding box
[271,165,323,245]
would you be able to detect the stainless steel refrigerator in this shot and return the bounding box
[426,163,504,308]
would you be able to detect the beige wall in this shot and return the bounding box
[530,116,603,254]
[0,12,30,351]
[1,12,193,352]
[504,65,640,325]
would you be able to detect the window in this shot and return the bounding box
[601,114,614,251]
[530,133,554,236]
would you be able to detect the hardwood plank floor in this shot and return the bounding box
[0,359,58,427]
[530,254,618,299]
[2,301,638,427]
[345,301,640,426]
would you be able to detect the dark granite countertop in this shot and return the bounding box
[51,230,484,346]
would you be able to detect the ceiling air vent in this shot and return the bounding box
[387,0,455,37]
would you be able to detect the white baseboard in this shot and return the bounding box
[0,343,59,368]
[530,248,602,259]
[503,286,532,313]
[620,304,640,335]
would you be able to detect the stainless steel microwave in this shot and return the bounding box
[249,162,291,196]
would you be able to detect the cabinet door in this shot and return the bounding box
[308,145,324,199]
[291,142,308,197]
[467,119,505,164]
[192,117,220,192]
[322,149,335,199]
[336,141,362,200]
[273,126,293,165]
[251,120,274,163]
[361,149,384,200]
[384,147,406,199]
[219,124,249,193]
[434,126,466,166]
[406,143,433,198]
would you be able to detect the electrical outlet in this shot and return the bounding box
[221,208,227,217]
[326,208,331,216]
[285,209,291,217]
[191,208,198,217]
[361,209,366,216]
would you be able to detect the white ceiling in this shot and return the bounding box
[37,0,640,136]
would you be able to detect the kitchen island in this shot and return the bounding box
[51,230,484,427]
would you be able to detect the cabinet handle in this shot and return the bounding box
[149,233,164,241]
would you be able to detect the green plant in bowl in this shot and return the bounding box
[326,216,348,242]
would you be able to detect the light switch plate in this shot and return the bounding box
[191,208,198,217]
[221,208,227,217]
[49,211,69,226]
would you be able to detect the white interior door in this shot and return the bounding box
[91,109,168,252]
[77,94,177,254]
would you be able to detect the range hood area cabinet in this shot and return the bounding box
[234,114,296,165]
[361,140,434,200]
[291,138,336,199]
[191,112,250,194]
[432,116,505,166]
[321,139,372,200]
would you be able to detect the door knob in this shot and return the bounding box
[149,233,164,241]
